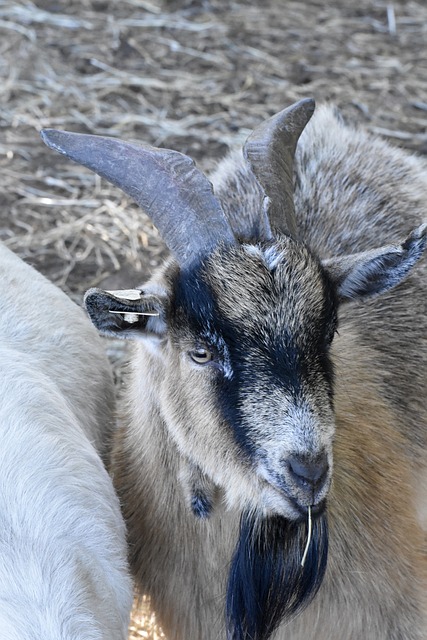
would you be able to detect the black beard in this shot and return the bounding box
[226,509,328,640]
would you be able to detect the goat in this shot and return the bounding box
[41,98,427,640]
[0,242,133,639]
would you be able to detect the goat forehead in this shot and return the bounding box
[204,242,328,331]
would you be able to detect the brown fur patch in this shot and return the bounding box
[327,330,426,624]
[205,241,326,337]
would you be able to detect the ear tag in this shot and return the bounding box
[106,289,142,300]
[106,289,159,324]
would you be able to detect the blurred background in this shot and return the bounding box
[1,0,426,637]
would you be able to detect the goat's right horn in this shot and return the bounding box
[40,130,236,268]
[243,98,315,239]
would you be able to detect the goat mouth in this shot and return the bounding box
[287,495,327,520]
[260,474,328,520]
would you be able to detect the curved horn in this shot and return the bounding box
[243,98,315,238]
[40,130,235,267]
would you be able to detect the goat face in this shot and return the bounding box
[164,239,336,520]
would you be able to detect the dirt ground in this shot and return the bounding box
[1,0,426,637]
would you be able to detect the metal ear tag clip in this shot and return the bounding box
[106,289,160,324]
[108,310,160,324]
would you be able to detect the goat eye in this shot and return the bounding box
[189,348,212,365]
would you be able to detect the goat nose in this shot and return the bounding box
[287,452,329,489]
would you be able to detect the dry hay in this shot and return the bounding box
[128,598,166,640]
[1,0,427,637]
[2,0,427,298]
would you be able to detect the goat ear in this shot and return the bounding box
[323,224,427,302]
[83,288,167,340]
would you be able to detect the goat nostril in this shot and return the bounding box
[287,452,329,488]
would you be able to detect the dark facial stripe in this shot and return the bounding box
[172,256,337,456]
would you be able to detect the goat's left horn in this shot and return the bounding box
[40,130,235,268]
[243,98,315,239]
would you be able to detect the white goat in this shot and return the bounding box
[42,99,427,640]
[0,243,133,640]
